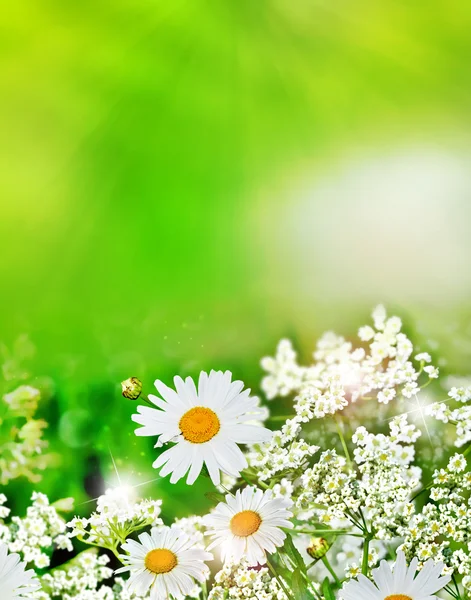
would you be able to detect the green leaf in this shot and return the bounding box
[282,531,307,574]
[268,552,293,582]
[291,568,316,600]
[322,577,336,600]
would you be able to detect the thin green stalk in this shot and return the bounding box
[267,558,294,600]
[321,555,341,586]
[344,506,365,532]
[240,471,269,489]
[444,584,459,600]
[452,574,463,600]
[358,508,368,532]
[109,546,122,560]
[362,537,371,575]
[334,415,352,466]
[306,558,318,571]
[311,585,323,600]
[419,379,433,390]
[139,394,156,408]
[219,484,235,497]
[463,443,471,457]
[268,415,296,421]
[292,528,363,537]
[410,483,433,502]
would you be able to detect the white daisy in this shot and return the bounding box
[340,550,451,600]
[204,486,293,566]
[116,526,212,600]
[0,543,40,599]
[132,370,272,485]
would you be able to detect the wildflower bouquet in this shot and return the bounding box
[1,306,471,599]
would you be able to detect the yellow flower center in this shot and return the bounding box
[230,510,262,537]
[384,596,412,600]
[179,407,220,444]
[144,549,177,574]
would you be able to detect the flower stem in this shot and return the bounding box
[445,584,459,600]
[334,415,352,466]
[292,528,362,537]
[463,443,471,457]
[452,574,463,600]
[268,415,296,421]
[139,394,156,408]
[361,537,371,575]
[240,472,269,490]
[410,482,432,502]
[321,555,341,587]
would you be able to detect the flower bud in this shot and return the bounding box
[121,377,142,400]
[306,537,330,560]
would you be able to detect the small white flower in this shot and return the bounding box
[449,387,471,403]
[34,553,50,569]
[414,353,432,363]
[340,550,450,600]
[359,326,375,341]
[385,317,402,334]
[372,305,387,330]
[448,453,467,473]
[378,389,396,404]
[132,371,272,485]
[424,366,439,379]
[402,382,419,399]
[0,543,40,599]
[204,487,293,566]
[116,527,212,600]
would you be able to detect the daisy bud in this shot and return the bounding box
[307,537,330,560]
[121,377,142,400]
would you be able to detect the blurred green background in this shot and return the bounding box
[1,0,471,519]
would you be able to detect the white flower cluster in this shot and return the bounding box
[3,308,471,600]
[246,417,319,482]
[261,306,438,418]
[427,385,471,447]
[352,416,421,538]
[298,449,354,521]
[68,487,163,555]
[171,515,207,548]
[0,492,71,569]
[208,560,287,600]
[298,416,421,539]
[400,453,471,589]
[33,550,114,600]
[261,340,306,400]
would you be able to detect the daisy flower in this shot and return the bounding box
[340,550,451,600]
[0,543,40,599]
[116,526,212,600]
[132,370,272,485]
[204,486,293,566]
